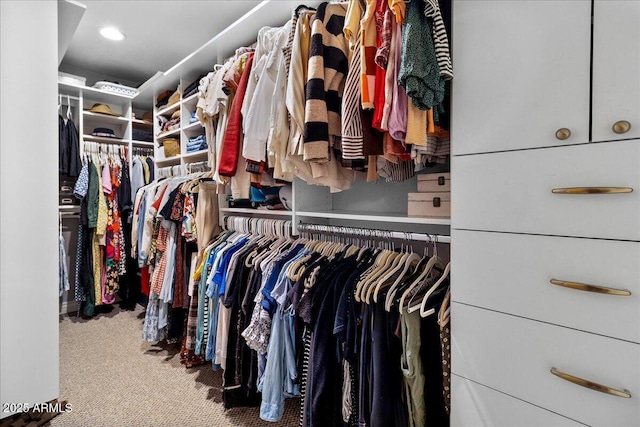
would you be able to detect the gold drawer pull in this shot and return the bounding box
[550,279,631,296]
[550,368,631,399]
[552,187,633,195]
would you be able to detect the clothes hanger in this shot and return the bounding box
[373,248,421,304]
[417,262,451,317]
[356,248,392,302]
[66,95,72,120]
[359,236,398,302]
[366,248,407,304]
[398,253,447,313]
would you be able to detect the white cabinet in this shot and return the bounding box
[452,304,640,427]
[452,0,640,156]
[452,0,591,154]
[451,1,640,425]
[451,375,583,427]
[592,0,640,142]
[451,230,640,343]
[452,139,640,241]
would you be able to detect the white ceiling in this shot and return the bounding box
[60,0,263,88]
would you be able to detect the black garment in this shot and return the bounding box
[145,156,155,182]
[59,116,82,177]
[420,282,450,427]
[307,255,356,427]
[370,289,407,427]
[118,162,133,217]
[222,244,261,409]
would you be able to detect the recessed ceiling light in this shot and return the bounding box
[99,26,125,41]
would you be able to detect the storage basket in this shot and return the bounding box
[162,138,180,158]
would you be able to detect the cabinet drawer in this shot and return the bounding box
[452,304,640,427]
[451,375,583,427]
[452,139,640,240]
[451,230,640,343]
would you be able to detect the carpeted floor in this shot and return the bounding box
[51,305,300,427]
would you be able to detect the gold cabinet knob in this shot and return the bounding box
[612,120,631,134]
[555,128,571,140]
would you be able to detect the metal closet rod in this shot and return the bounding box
[297,222,451,244]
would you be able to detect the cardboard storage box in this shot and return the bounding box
[417,172,451,192]
[408,192,451,217]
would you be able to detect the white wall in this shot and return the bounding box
[1,0,59,417]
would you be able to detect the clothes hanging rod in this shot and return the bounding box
[59,94,80,101]
[297,222,451,244]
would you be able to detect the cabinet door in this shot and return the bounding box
[452,0,591,155]
[592,0,640,142]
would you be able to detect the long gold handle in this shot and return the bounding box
[550,279,631,296]
[552,187,633,194]
[612,120,631,134]
[555,128,571,140]
[550,368,631,398]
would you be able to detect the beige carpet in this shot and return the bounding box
[52,305,300,427]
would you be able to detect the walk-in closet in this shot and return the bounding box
[1,1,638,426]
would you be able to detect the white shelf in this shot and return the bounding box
[182,121,203,132]
[83,134,127,144]
[131,118,153,127]
[156,155,182,164]
[182,92,198,105]
[58,81,135,102]
[221,208,293,217]
[182,149,208,161]
[157,128,181,139]
[296,210,452,225]
[82,111,129,124]
[130,140,155,147]
[156,102,180,116]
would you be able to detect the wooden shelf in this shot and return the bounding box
[82,111,129,124]
[221,208,292,217]
[296,210,452,225]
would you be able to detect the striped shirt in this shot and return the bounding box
[424,0,453,80]
[303,2,349,163]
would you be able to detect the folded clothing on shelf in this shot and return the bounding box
[132,128,153,142]
[189,111,198,123]
[155,90,173,109]
[92,127,116,138]
[183,75,205,99]
[186,134,207,152]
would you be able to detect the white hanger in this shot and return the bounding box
[66,95,72,120]
[408,262,451,317]
[399,254,447,313]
